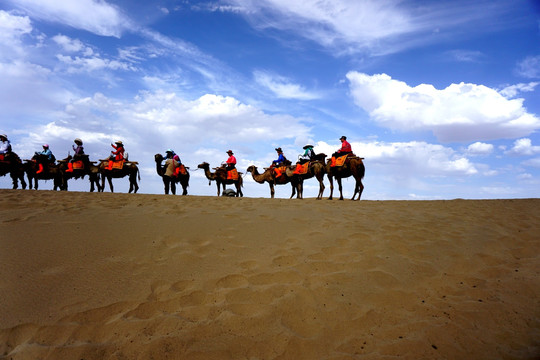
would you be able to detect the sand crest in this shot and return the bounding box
[0,190,539,359]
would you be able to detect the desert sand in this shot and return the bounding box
[0,189,539,359]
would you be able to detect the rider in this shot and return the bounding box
[298,144,315,164]
[108,140,125,170]
[271,147,287,178]
[225,150,236,170]
[165,149,181,165]
[67,138,84,172]
[272,147,287,166]
[331,136,353,166]
[0,134,12,157]
[35,144,54,174]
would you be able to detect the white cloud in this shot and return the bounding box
[467,142,494,156]
[224,0,512,55]
[499,82,539,98]
[315,140,478,177]
[7,0,130,37]
[347,72,540,142]
[505,138,540,156]
[0,10,33,59]
[445,49,484,62]
[253,70,319,100]
[516,55,540,79]
[52,34,92,54]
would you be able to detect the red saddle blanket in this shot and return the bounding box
[174,164,187,176]
[108,160,124,170]
[227,168,239,180]
[293,162,309,175]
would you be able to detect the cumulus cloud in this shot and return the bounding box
[253,70,320,100]
[347,72,540,142]
[467,142,494,156]
[505,138,540,156]
[6,0,130,37]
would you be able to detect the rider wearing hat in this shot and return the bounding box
[67,138,84,172]
[108,140,125,170]
[333,136,352,156]
[272,147,287,167]
[225,150,236,170]
[298,144,315,164]
[35,144,54,174]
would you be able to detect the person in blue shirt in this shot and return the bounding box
[37,144,54,162]
[35,144,54,174]
[272,147,287,166]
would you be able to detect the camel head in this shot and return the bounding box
[155,153,164,163]
[197,162,210,170]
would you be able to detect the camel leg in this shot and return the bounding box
[337,177,344,200]
[327,174,334,200]
[216,181,221,196]
[182,179,188,195]
[129,172,139,193]
[269,183,275,198]
[352,178,364,200]
[235,181,243,197]
[317,178,325,200]
[108,177,114,192]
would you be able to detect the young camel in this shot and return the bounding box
[197,162,243,197]
[246,165,300,199]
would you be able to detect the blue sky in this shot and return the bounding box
[1,0,540,199]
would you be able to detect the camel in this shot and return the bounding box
[57,155,101,192]
[246,165,300,199]
[154,154,189,195]
[293,154,327,199]
[24,154,62,190]
[197,162,243,197]
[0,152,27,189]
[326,155,365,200]
[98,160,140,193]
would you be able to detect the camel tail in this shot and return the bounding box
[359,161,365,179]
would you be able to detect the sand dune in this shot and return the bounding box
[0,189,539,359]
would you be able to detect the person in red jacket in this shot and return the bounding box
[108,140,125,170]
[331,136,352,166]
[225,150,236,170]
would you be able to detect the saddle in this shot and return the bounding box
[273,165,288,178]
[330,154,349,167]
[227,168,239,180]
[293,162,309,175]
[174,164,188,176]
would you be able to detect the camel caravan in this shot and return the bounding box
[1,134,365,200]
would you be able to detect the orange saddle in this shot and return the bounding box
[331,155,348,167]
[293,162,309,175]
[73,160,85,169]
[227,168,239,180]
